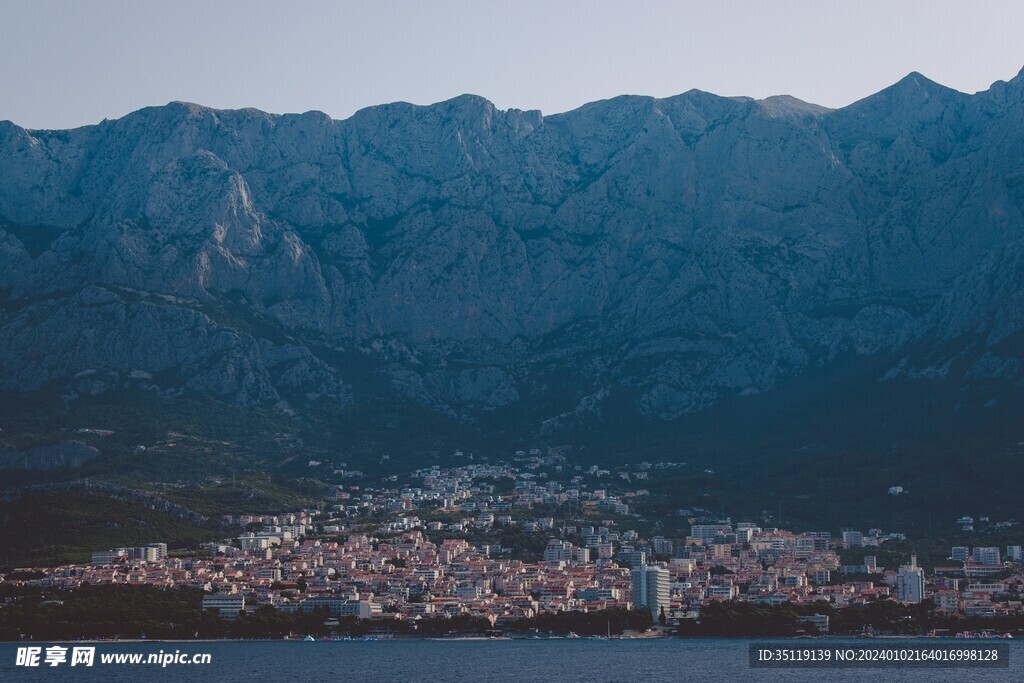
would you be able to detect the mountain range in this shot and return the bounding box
[2,69,1024,472]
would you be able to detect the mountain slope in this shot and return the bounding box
[2,68,1024,436]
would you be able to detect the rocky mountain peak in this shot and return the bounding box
[755,94,833,118]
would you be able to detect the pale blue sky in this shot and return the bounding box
[2,0,1023,129]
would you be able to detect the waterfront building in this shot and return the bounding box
[631,564,669,618]
[202,593,245,620]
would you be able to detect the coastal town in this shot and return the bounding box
[2,450,1022,637]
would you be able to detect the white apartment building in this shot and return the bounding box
[972,547,1001,565]
[896,555,925,603]
[631,564,670,619]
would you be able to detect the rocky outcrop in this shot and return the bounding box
[2,68,1024,425]
[0,441,100,470]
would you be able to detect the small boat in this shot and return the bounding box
[303,635,316,642]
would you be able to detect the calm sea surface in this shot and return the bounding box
[2,638,1021,682]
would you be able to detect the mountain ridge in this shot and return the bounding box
[10,65,1024,134]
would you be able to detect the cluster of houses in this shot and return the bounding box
[5,448,1021,629]
[5,515,1021,629]
[314,455,650,527]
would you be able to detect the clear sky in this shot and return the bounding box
[2,0,1023,129]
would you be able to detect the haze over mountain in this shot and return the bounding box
[2,68,1024,448]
